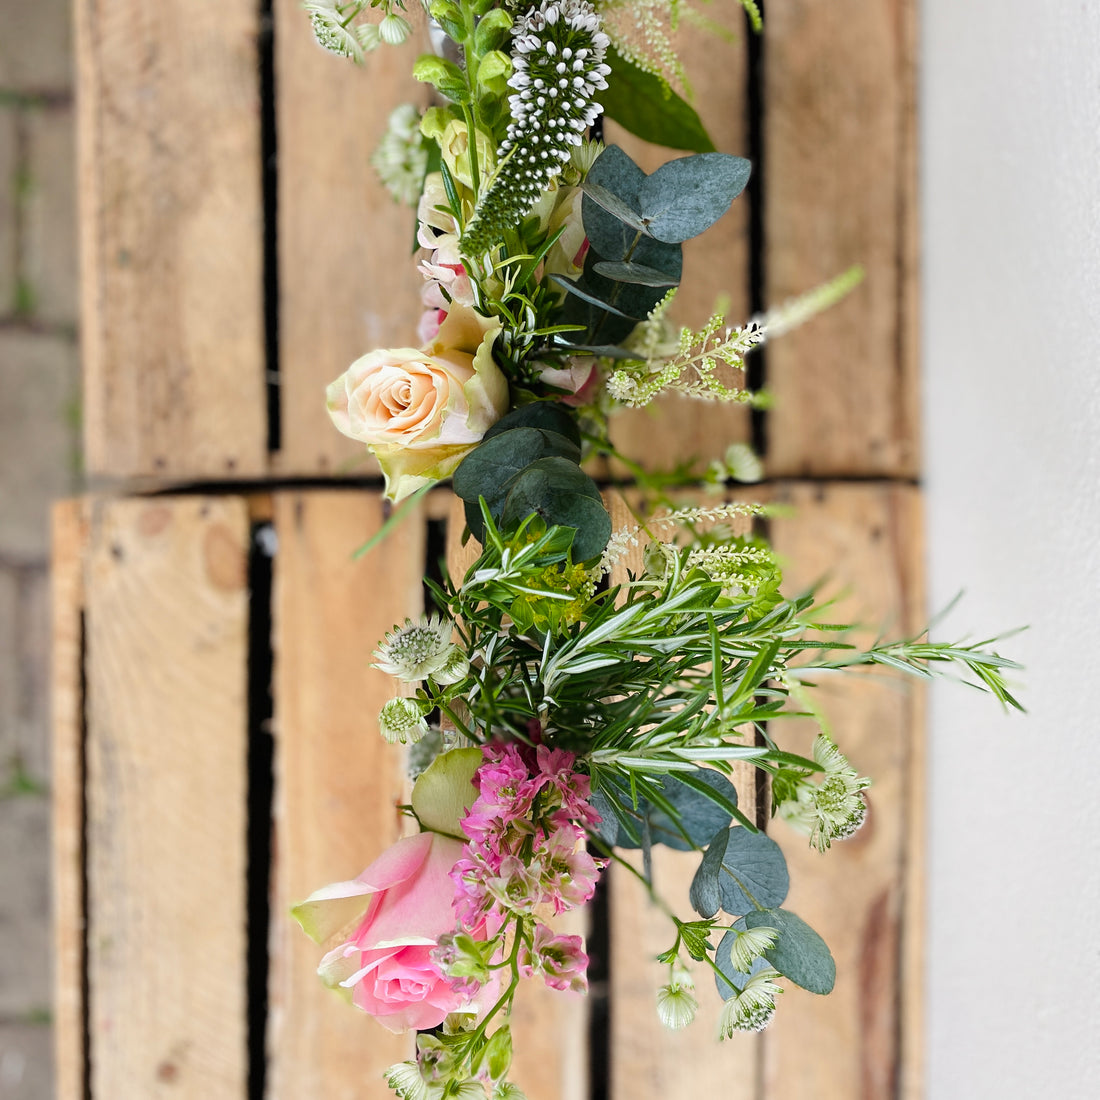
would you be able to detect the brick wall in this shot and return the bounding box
[1,2,81,1096]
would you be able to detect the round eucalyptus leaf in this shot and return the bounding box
[483,402,581,448]
[743,908,836,995]
[716,827,790,915]
[637,153,752,243]
[452,427,580,503]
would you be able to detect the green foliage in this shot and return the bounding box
[600,46,717,153]
[690,825,790,917]
[738,909,836,994]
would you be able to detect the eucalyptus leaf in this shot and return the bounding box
[598,768,738,852]
[637,153,752,243]
[548,275,644,320]
[452,427,581,504]
[689,824,728,918]
[483,402,581,448]
[501,457,610,561]
[600,47,717,154]
[579,181,652,234]
[714,826,790,915]
[592,260,680,287]
[741,909,836,995]
[581,145,647,260]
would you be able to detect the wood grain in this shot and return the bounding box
[602,8,753,476]
[50,499,88,1100]
[273,1,430,477]
[764,0,919,478]
[267,491,424,1099]
[603,490,760,1100]
[762,483,923,1099]
[77,1,268,480]
[84,496,251,1096]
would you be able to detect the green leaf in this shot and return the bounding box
[598,768,738,852]
[410,747,483,836]
[714,826,789,915]
[637,153,752,243]
[592,260,680,287]
[501,457,611,561]
[689,824,728,918]
[452,427,581,504]
[548,274,643,319]
[483,402,581,448]
[581,145,647,260]
[600,46,717,153]
[741,909,836,995]
[578,181,653,234]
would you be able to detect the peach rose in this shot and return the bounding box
[326,303,507,501]
[292,831,496,1033]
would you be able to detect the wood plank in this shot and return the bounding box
[267,491,424,1099]
[764,0,919,478]
[763,483,923,1099]
[273,2,429,477]
[84,496,251,1096]
[77,0,267,480]
[51,499,88,1100]
[604,490,759,1100]
[603,9,753,476]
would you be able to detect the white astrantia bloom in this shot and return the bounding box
[493,1083,529,1100]
[726,926,779,973]
[378,697,430,745]
[372,103,430,206]
[374,616,458,681]
[384,1061,440,1100]
[718,968,783,1037]
[777,733,871,851]
[655,964,698,1030]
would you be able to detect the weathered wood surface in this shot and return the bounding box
[601,8,752,477]
[267,491,423,1099]
[273,3,429,478]
[77,0,267,480]
[764,0,919,477]
[84,496,251,1096]
[50,499,87,1100]
[764,483,924,1099]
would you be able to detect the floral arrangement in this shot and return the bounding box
[293,3,1021,1098]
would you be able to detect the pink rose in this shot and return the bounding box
[292,832,492,1033]
[326,303,507,502]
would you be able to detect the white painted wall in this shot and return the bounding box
[922,3,1100,1096]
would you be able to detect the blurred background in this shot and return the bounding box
[1,0,1098,1097]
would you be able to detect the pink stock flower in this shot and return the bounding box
[292,832,495,1033]
[520,923,589,994]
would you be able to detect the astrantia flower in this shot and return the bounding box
[384,1060,438,1100]
[655,965,698,1030]
[372,103,429,206]
[718,969,782,1037]
[726,926,779,973]
[378,697,430,744]
[777,734,871,851]
[374,616,457,681]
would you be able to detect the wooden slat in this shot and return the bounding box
[763,483,923,1099]
[77,0,267,480]
[604,490,759,1100]
[267,491,423,1099]
[51,499,88,1100]
[603,9,752,475]
[442,493,589,1100]
[764,0,919,478]
[84,496,251,1096]
[273,2,429,477]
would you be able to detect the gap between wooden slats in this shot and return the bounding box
[84,496,251,1096]
[763,483,923,1099]
[603,491,760,1100]
[272,1,430,478]
[764,0,919,478]
[266,491,423,1099]
[51,499,88,1100]
[77,1,268,481]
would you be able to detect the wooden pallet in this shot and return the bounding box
[58,1,921,1096]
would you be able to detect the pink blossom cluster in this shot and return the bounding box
[451,743,605,993]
